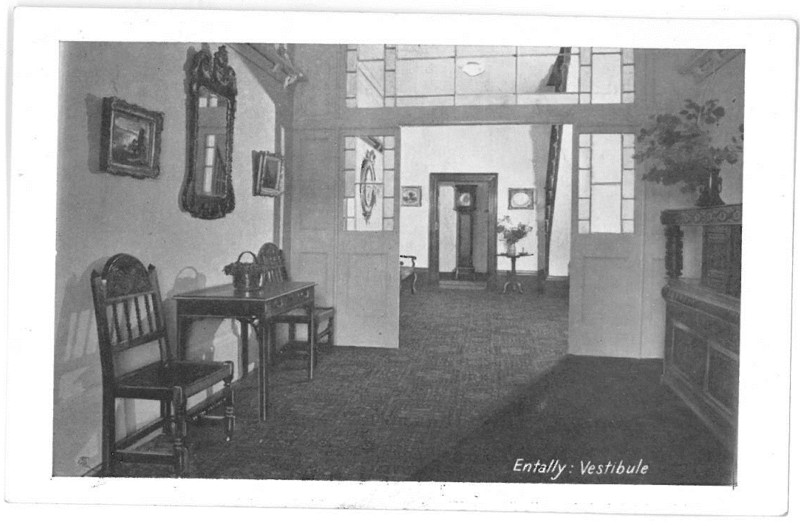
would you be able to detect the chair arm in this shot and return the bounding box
[399,254,417,269]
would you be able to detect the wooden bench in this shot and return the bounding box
[400,254,417,294]
[257,243,334,367]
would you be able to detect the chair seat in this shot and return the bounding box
[271,306,334,324]
[116,360,233,400]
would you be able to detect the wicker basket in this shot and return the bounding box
[223,251,266,292]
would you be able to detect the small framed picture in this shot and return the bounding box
[100,97,164,179]
[508,188,535,209]
[252,151,285,197]
[401,186,422,207]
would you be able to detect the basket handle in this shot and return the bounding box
[236,251,259,264]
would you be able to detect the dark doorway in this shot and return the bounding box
[428,173,498,287]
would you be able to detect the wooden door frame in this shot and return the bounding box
[428,173,498,284]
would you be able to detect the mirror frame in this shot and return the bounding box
[181,45,237,219]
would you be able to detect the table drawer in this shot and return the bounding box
[265,287,313,314]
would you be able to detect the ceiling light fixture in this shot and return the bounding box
[461,60,485,77]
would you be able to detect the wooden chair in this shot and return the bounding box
[257,243,334,370]
[400,254,417,294]
[91,254,234,477]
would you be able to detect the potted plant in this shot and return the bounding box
[634,99,743,207]
[497,216,533,255]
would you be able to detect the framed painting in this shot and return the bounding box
[100,97,164,179]
[508,188,535,209]
[252,150,284,196]
[401,186,422,207]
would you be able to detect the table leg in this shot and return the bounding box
[176,309,187,360]
[268,320,277,366]
[307,301,315,381]
[258,318,269,421]
[239,319,249,379]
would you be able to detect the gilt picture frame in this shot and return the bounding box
[100,97,164,179]
[252,150,285,197]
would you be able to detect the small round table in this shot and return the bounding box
[498,252,533,294]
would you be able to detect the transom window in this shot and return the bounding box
[346,46,634,108]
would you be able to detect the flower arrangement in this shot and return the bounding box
[634,99,743,206]
[496,216,533,245]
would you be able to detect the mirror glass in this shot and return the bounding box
[196,86,229,197]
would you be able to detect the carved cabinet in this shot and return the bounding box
[660,204,741,451]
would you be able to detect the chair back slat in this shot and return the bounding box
[133,294,144,336]
[122,299,134,343]
[91,254,171,379]
[257,243,289,283]
[143,293,155,334]
[110,302,123,346]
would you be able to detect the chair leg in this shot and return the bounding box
[101,392,115,476]
[161,400,172,434]
[172,389,189,477]
[411,272,417,294]
[224,377,235,442]
[307,306,315,381]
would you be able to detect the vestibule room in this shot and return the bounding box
[51,41,744,485]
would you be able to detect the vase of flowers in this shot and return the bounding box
[497,216,533,255]
[634,99,743,207]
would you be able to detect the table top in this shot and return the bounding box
[174,281,315,302]
[498,252,532,259]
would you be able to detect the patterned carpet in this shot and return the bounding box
[107,286,733,484]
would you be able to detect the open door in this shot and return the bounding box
[568,126,644,357]
[287,130,400,349]
[335,132,400,348]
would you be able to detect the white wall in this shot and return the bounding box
[54,42,284,475]
[400,125,551,272]
[438,185,457,272]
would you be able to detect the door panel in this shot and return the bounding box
[568,127,644,357]
[335,133,400,347]
[288,131,337,306]
[289,130,400,347]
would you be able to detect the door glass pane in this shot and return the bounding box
[578,169,591,198]
[591,185,621,233]
[622,199,634,220]
[343,135,396,231]
[591,135,622,183]
[578,133,635,234]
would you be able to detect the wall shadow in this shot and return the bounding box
[164,266,223,363]
[85,93,103,174]
[52,256,107,475]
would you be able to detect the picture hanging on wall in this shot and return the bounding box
[100,97,164,179]
[252,150,284,197]
[401,186,422,207]
[508,188,535,209]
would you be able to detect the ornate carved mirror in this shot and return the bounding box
[181,45,237,219]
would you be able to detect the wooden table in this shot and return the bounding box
[174,281,315,420]
[498,252,532,294]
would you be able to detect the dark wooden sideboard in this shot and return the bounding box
[661,204,741,451]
